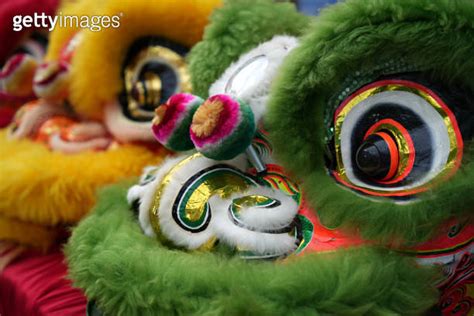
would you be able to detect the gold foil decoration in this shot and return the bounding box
[123,46,192,120]
[149,153,254,247]
[231,195,274,217]
[183,172,250,223]
[333,82,462,195]
[131,72,162,108]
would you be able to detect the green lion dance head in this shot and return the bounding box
[67,0,473,315]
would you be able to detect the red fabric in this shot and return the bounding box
[0,249,87,316]
[0,0,60,63]
[298,204,367,253]
[0,105,17,127]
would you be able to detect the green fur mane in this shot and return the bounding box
[66,183,438,315]
[266,0,474,244]
[188,0,311,98]
[65,2,451,313]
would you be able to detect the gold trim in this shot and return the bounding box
[124,46,191,120]
[333,83,460,194]
[149,153,202,239]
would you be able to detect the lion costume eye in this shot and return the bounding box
[120,37,191,122]
[326,75,470,199]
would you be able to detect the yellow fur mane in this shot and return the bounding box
[0,131,167,248]
[45,0,103,61]
[70,0,221,120]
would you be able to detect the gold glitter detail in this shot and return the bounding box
[183,171,249,223]
[191,100,224,137]
[149,153,251,246]
[334,83,460,194]
[130,72,162,109]
[196,237,217,251]
[149,154,199,239]
[124,46,191,120]
[231,195,273,215]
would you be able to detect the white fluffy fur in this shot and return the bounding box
[209,35,299,123]
[155,154,247,249]
[127,155,189,238]
[209,194,297,256]
[232,186,298,231]
[129,154,298,255]
[128,36,301,255]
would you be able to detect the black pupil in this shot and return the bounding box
[119,36,189,122]
[356,134,393,179]
[140,62,177,108]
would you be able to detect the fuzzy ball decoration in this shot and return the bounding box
[266,0,474,245]
[0,0,220,249]
[0,54,38,97]
[152,93,203,152]
[0,0,59,64]
[0,0,93,111]
[190,94,255,160]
